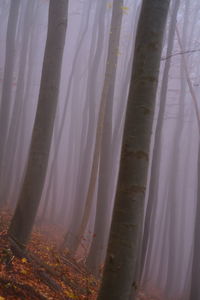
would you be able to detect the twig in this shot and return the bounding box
[161,48,200,60]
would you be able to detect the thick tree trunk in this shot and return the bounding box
[97,0,170,299]
[40,0,93,222]
[141,0,181,282]
[8,0,68,247]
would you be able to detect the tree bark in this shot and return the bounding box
[141,0,181,283]
[8,0,68,247]
[97,0,170,299]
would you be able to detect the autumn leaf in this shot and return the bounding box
[64,290,77,299]
[0,210,99,299]
[20,269,27,275]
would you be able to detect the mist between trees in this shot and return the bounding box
[0,0,200,299]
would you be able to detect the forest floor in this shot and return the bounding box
[0,210,99,300]
[0,210,159,300]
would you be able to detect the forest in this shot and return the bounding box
[0,0,199,299]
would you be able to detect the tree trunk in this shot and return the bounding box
[141,0,181,280]
[62,0,109,252]
[0,0,37,206]
[86,0,124,275]
[8,0,68,247]
[0,0,20,190]
[97,0,170,299]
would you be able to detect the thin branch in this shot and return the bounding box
[161,48,200,61]
[175,26,200,133]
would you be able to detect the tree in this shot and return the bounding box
[86,0,124,275]
[97,0,170,299]
[40,0,93,222]
[190,150,200,299]
[141,0,181,284]
[8,0,68,247]
[62,0,109,251]
[176,21,200,300]
[0,0,37,207]
[0,0,20,199]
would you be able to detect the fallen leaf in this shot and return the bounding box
[20,269,27,275]
[64,290,77,299]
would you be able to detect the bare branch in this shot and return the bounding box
[161,48,200,60]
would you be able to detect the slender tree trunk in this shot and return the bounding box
[164,1,190,295]
[8,0,68,247]
[171,20,200,300]
[63,0,108,251]
[189,168,200,299]
[0,0,20,187]
[0,0,37,206]
[97,0,170,299]
[5,2,45,207]
[70,0,111,252]
[86,0,124,275]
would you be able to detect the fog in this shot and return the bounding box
[0,0,200,299]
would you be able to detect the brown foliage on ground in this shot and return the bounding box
[0,210,99,300]
[0,210,165,300]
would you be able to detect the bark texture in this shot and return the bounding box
[141,0,181,282]
[97,0,170,299]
